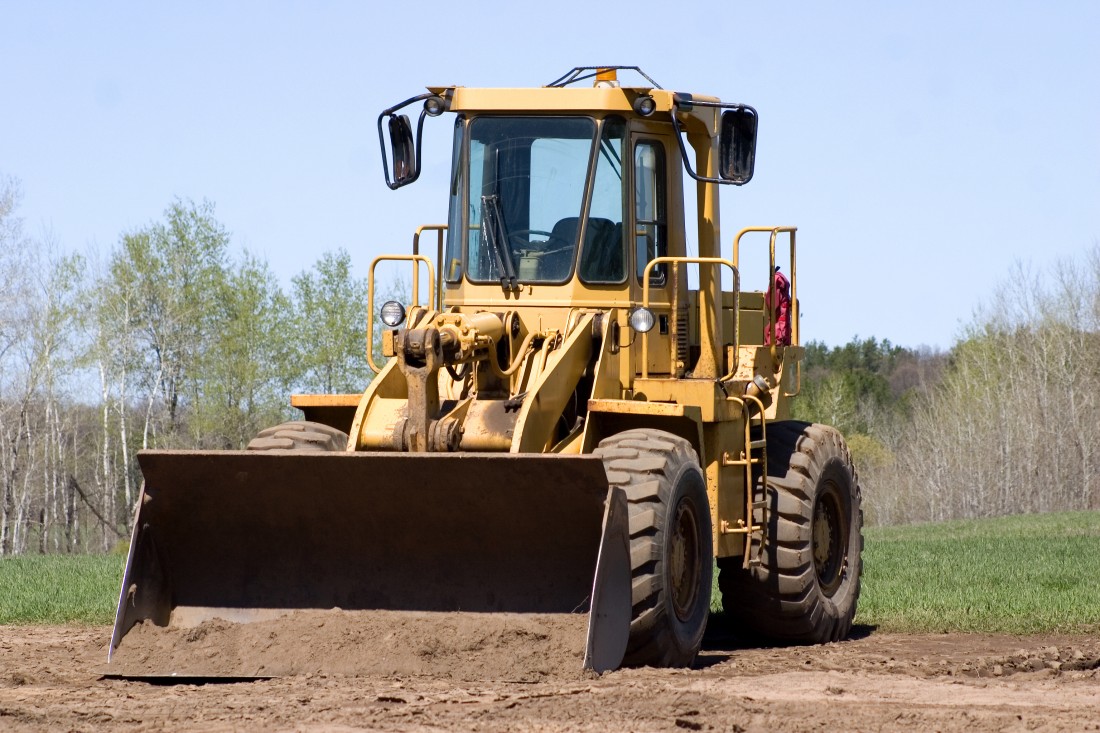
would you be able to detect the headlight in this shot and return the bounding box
[632,95,656,117]
[629,307,655,333]
[424,96,446,116]
[380,300,407,327]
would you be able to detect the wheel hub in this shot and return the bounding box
[669,499,701,621]
[812,481,847,597]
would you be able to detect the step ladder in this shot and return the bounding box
[720,396,769,569]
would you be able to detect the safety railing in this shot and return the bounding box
[412,224,447,312]
[733,226,800,396]
[640,256,739,380]
[367,253,436,373]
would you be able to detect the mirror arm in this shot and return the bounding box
[377,92,437,190]
[670,94,757,187]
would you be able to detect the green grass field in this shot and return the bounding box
[712,511,1100,634]
[856,510,1100,633]
[3,511,1099,633]
[0,554,123,625]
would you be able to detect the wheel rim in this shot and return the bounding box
[669,496,701,622]
[812,479,848,597]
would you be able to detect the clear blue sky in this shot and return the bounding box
[3,1,1097,349]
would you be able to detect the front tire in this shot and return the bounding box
[246,421,348,452]
[595,429,712,667]
[718,421,863,643]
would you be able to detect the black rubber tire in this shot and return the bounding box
[246,421,349,452]
[594,429,712,667]
[718,421,863,643]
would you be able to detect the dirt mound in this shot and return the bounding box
[106,609,590,681]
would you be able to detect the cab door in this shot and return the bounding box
[630,132,686,378]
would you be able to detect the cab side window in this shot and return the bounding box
[634,141,667,284]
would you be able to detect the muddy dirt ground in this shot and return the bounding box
[2,622,1099,732]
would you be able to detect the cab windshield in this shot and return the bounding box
[457,116,596,284]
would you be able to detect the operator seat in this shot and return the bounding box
[544,217,620,281]
[581,221,623,282]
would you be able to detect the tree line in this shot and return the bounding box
[3,173,1097,554]
[793,247,1100,525]
[0,178,381,555]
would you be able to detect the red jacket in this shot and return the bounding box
[764,269,792,346]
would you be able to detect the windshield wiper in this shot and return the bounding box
[599,138,622,180]
[481,194,518,291]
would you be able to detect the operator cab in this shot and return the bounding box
[377,66,763,380]
[380,67,755,302]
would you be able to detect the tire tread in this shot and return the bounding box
[594,429,712,667]
[718,420,863,644]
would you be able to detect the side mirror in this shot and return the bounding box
[670,96,758,186]
[719,107,758,185]
[379,93,445,190]
[388,115,416,186]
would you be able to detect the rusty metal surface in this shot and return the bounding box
[111,450,613,664]
[583,486,630,673]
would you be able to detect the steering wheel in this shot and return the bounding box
[508,229,572,256]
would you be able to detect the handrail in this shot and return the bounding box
[640,256,739,380]
[732,226,798,351]
[367,254,435,374]
[412,224,447,311]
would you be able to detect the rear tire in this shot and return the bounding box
[246,421,349,452]
[718,421,863,642]
[594,429,712,667]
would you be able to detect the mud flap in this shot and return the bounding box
[109,450,630,675]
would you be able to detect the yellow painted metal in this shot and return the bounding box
[289,394,361,409]
[347,356,405,450]
[640,256,738,380]
[688,117,723,379]
[381,328,397,357]
[366,254,436,373]
[443,87,718,116]
[511,313,596,453]
[452,87,636,113]
[707,422,744,558]
[289,393,362,434]
[782,345,805,399]
[587,398,696,418]
[592,309,622,395]
[631,378,737,423]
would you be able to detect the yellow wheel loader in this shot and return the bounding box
[108,66,862,676]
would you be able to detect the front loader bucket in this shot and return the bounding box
[108,450,630,678]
